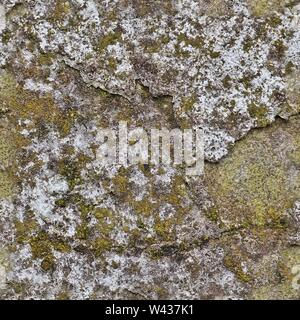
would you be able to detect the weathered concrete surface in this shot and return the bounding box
[0,0,299,299]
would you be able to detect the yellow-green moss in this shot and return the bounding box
[154,286,169,299]
[248,102,269,127]
[93,208,112,220]
[94,208,116,236]
[10,281,27,295]
[285,71,300,114]
[177,34,204,49]
[132,199,154,216]
[1,30,12,45]
[154,219,174,241]
[180,95,197,114]
[273,39,287,58]
[147,247,164,260]
[144,36,171,54]
[6,3,27,19]
[224,255,253,283]
[239,75,253,90]
[222,75,232,89]
[74,200,94,240]
[0,129,29,201]
[285,61,295,75]
[162,175,190,213]
[205,207,219,223]
[14,212,38,244]
[243,38,255,53]
[0,73,82,271]
[90,237,112,257]
[55,198,68,208]
[0,72,79,139]
[111,170,129,195]
[278,247,300,282]
[107,57,118,70]
[203,0,233,16]
[57,158,83,191]
[56,292,70,300]
[38,53,56,66]
[51,1,71,21]
[209,51,221,59]
[28,230,71,271]
[98,32,122,53]
[267,15,282,28]
[76,222,89,240]
[29,232,55,270]
[40,256,55,272]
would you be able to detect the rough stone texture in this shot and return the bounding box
[0,0,299,300]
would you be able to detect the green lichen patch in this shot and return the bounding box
[0,169,16,199]
[283,71,300,118]
[0,119,24,199]
[205,116,300,229]
[247,0,293,16]
[6,3,28,19]
[250,247,300,299]
[202,0,234,16]
[0,128,16,168]
[288,138,300,166]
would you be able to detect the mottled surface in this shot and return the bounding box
[0,0,300,300]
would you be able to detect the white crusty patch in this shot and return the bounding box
[0,5,6,34]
